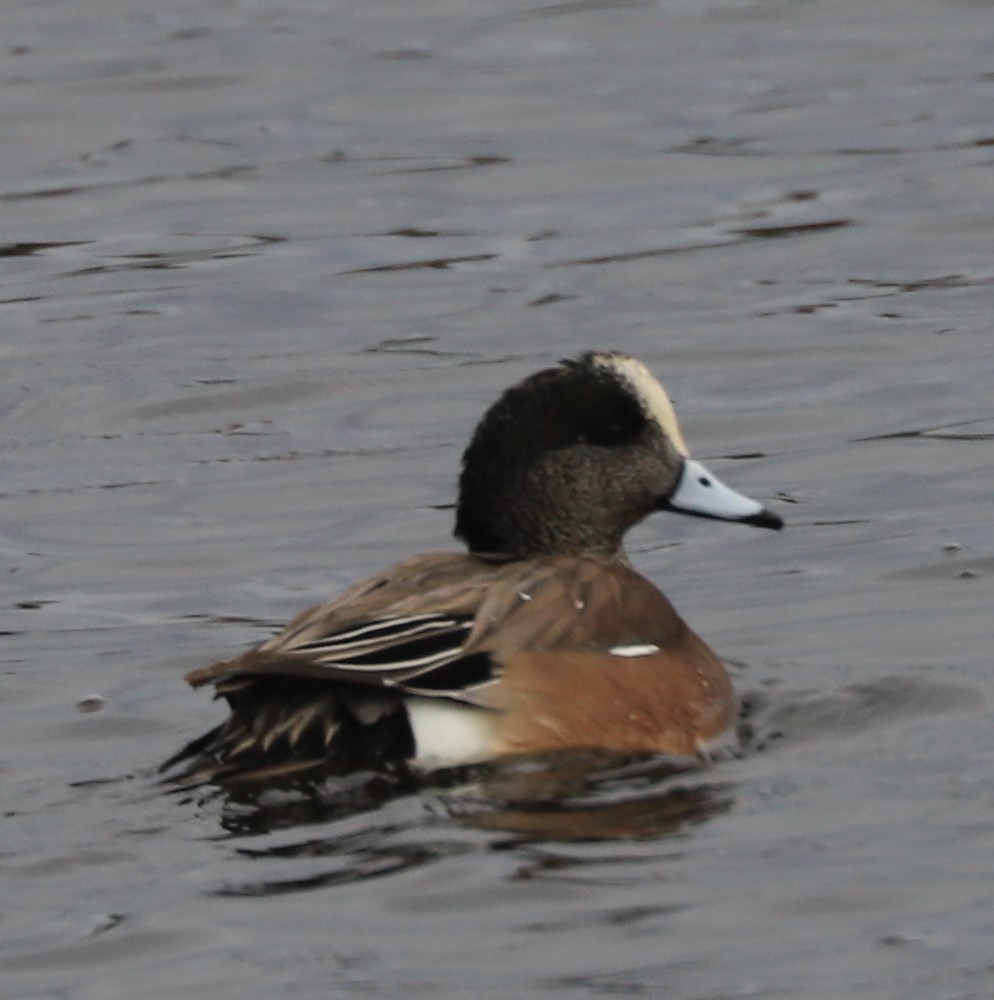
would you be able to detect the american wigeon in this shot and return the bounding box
[163,351,781,782]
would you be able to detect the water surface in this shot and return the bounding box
[3,0,994,997]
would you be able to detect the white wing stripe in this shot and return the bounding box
[609,643,660,657]
[293,618,471,659]
[316,614,461,645]
[316,647,465,675]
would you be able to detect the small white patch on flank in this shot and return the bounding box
[591,353,690,457]
[609,643,661,657]
[407,698,494,768]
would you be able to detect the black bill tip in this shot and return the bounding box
[741,507,784,531]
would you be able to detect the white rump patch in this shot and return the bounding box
[407,698,494,768]
[591,353,690,457]
[609,643,661,658]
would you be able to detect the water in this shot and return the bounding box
[3,0,994,996]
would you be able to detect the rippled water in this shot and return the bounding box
[3,0,994,997]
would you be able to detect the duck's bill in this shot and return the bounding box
[662,458,783,530]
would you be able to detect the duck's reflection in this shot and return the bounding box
[180,749,731,850]
[451,751,732,842]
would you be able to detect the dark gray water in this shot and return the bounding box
[4,0,994,996]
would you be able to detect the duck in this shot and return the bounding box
[163,351,782,783]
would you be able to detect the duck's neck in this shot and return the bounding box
[454,502,626,560]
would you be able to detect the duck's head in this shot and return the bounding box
[455,351,782,557]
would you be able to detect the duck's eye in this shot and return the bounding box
[581,414,644,446]
[698,475,712,487]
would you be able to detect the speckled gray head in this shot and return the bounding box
[455,351,782,558]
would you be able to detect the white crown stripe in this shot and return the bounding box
[592,354,690,457]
